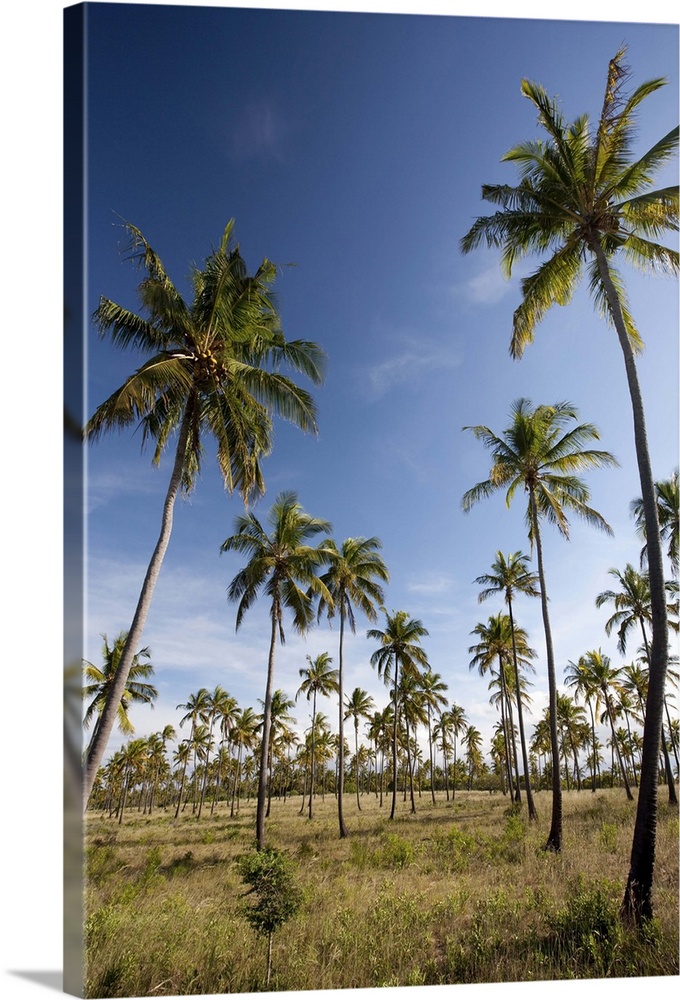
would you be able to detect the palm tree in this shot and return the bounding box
[631,470,679,578]
[565,656,602,793]
[475,551,540,819]
[172,740,191,818]
[344,688,375,811]
[469,613,536,802]
[176,688,210,814]
[296,652,338,819]
[462,725,483,790]
[420,668,449,804]
[368,610,429,820]
[82,632,157,754]
[461,50,677,920]
[462,398,616,851]
[316,536,389,837]
[198,686,236,819]
[229,707,260,816]
[222,492,330,847]
[583,650,634,800]
[596,565,678,803]
[83,222,325,803]
[435,704,468,801]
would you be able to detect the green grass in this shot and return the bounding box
[84,788,679,996]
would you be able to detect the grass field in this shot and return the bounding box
[84,787,679,997]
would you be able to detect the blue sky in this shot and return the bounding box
[81,2,679,766]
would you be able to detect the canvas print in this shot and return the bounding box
[64,2,680,997]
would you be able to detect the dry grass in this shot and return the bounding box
[84,787,679,996]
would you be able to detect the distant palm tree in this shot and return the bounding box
[475,551,540,819]
[222,491,331,848]
[83,222,325,803]
[344,688,375,811]
[176,688,210,814]
[462,398,616,851]
[317,536,389,837]
[583,650,633,800]
[460,49,677,921]
[469,613,536,804]
[296,652,338,819]
[83,632,157,754]
[229,707,259,816]
[565,656,602,793]
[631,470,679,578]
[418,667,448,804]
[368,610,429,820]
[463,726,483,790]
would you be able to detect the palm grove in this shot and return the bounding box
[84,50,678,931]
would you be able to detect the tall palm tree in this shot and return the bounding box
[420,667,449,804]
[461,50,677,921]
[83,222,325,803]
[631,470,679,578]
[316,536,389,837]
[343,688,375,811]
[475,551,540,819]
[222,492,330,847]
[462,398,616,851]
[469,613,536,801]
[565,656,602,792]
[462,725,483,790]
[82,631,157,754]
[368,610,429,820]
[296,652,338,819]
[176,688,210,814]
[198,686,236,819]
[583,650,634,800]
[229,707,260,816]
[434,704,468,801]
[596,565,678,803]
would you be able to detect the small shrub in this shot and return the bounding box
[549,878,622,975]
[377,832,416,869]
[238,847,303,988]
[598,821,618,852]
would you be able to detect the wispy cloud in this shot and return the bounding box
[229,99,290,162]
[460,264,513,306]
[407,573,454,596]
[364,332,463,399]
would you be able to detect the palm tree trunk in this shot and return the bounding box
[530,488,562,852]
[497,656,515,800]
[308,691,318,819]
[428,709,436,805]
[354,722,362,811]
[593,242,669,922]
[390,656,400,821]
[257,609,278,849]
[337,608,349,838]
[507,596,538,820]
[84,403,194,806]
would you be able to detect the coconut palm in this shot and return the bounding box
[475,551,540,819]
[582,650,634,800]
[296,652,338,819]
[82,631,157,754]
[344,688,375,811]
[462,725,483,790]
[317,536,389,837]
[420,668,449,804]
[631,470,679,578]
[596,566,678,803]
[176,688,210,814]
[435,704,468,801]
[461,50,677,919]
[222,492,330,847]
[368,610,429,820]
[197,686,237,819]
[462,398,616,851]
[565,656,602,793]
[83,222,325,803]
[469,613,536,801]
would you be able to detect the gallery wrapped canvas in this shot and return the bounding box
[64,2,679,998]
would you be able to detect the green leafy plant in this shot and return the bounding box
[238,847,303,988]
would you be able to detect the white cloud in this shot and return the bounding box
[364,333,463,398]
[229,98,289,162]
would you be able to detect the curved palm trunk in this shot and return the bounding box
[593,243,670,921]
[507,596,538,819]
[587,700,598,792]
[337,608,349,838]
[638,621,677,806]
[390,656,400,820]
[257,609,279,849]
[497,659,515,799]
[84,405,193,805]
[530,489,562,852]
[354,721,361,811]
[309,691,317,820]
[427,708,436,805]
